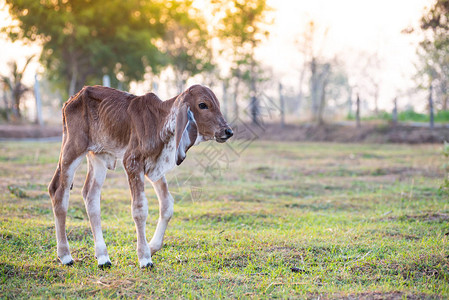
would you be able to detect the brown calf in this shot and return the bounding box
[48,85,233,268]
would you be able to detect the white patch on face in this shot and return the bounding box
[194,134,206,145]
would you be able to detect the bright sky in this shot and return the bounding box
[0,0,433,110]
[263,0,432,109]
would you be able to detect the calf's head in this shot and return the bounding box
[175,85,233,165]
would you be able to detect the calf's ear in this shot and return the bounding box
[175,104,198,165]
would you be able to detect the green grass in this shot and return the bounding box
[1,141,448,298]
[347,109,449,123]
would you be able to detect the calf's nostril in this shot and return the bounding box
[225,128,233,137]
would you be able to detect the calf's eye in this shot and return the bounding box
[198,102,208,109]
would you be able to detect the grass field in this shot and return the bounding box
[1,140,448,298]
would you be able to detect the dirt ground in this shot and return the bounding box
[0,122,448,143]
[236,122,449,144]
[0,124,62,139]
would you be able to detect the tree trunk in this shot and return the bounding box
[429,84,434,129]
[442,93,448,111]
[392,97,398,126]
[175,70,187,94]
[374,85,379,115]
[250,83,258,125]
[222,81,228,120]
[12,83,21,118]
[34,74,43,126]
[102,74,111,87]
[297,62,307,117]
[233,74,240,121]
[310,57,319,121]
[347,87,352,117]
[279,82,285,128]
[179,79,185,94]
[68,64,78,97]
[2,89,10,121]
[75,78,86,96]
[250,59,258,125]
[356,94,361,128]
[2,89,7,108]
[318,78,328,125]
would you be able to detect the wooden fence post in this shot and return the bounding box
[34,73,43,126]
[356,93,361,128]
[429,84,434,129]
[279,82,285,128]
[392,97,398,126]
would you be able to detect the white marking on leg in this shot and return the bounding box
[84,153,111,266]
[55,156,83,263]
[59,254,74,265]
[131,173,152,267]
[148,176,174,254]
[139,256,153,268]
[97,255,111,266]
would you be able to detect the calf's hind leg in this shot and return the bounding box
[48,146,84,265]
[82,153,111,268]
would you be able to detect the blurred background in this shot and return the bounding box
[0,0,448,140]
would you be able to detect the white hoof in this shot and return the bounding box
[139,257,154,268]
[59,254,74,265]
[97,255,111,267]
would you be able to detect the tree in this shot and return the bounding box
[296,20,327,118]
[158,0,214,93]
[309,57,350,124]
[296,20,345,123]
[213,0,271,124]
[361,53,382,115]
[318,60,350,124]
[1,56,34,120]
[415,0,449,111]
[3,0,170,98]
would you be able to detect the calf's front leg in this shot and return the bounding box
[125,165,153,268]
[148,176,174,255]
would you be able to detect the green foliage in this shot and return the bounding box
[158,0,214,91]
[0,141,448,298]
[2,0,211,98]
[347,110,449,123]
[0,108,9,122]
[3,0,166,96]
[7,185,28,199]
[213,0,271,84]
[415,0,449,110]
[216,0,270,49]
[397,109,449,123]
[398,109,429,122]
[436,109,449,121]
[378,111,393,121]
[211,0,272,123]
[346,112,355,120]
[0,56,35,119]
